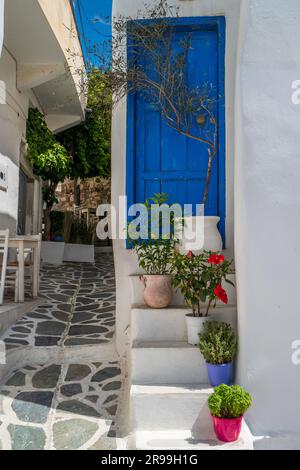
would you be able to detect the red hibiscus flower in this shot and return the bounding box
[208,254,225,265]
[187,251,195,258]
[214,284,228,304]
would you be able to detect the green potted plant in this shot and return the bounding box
[199,321,237,386]
[50,211,64,242]
[128,193,174,309]
[208,385,252,442]
[171,251,234,345]
[63,216,95,263]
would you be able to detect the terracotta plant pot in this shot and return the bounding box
[212,416,243,442]
[140,275,172,308]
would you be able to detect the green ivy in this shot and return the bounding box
[26,108,70,207]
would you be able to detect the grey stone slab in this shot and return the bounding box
[85,395,99,404]
[71,312,95,324]
[36,321,66,336]
[52,311,70,322]
[106,405,118,416]
[6,371,26,387]
[102,382,122,392]
[64,338,108,346]
[60,383,82,397]
[91,367,121,383]
[75,304,100,312]
[35,336,60,347]
[8,424,46,450]
[12,391,54,424]
[12,326,32,333]
[53,419,98,450]
[68,325,108,336]
[65,364,91,382]
[103,394,118,405]
[57,400,100,418]
[32,365,61,389]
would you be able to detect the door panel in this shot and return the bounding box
[128,18,225,239]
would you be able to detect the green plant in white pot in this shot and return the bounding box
[171,251,234,345]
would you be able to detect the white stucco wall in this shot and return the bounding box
[235,0,300,447]
[113,0,300,446]
[0,0,85,236]
[112,0,241,356]
[0,48,28,234]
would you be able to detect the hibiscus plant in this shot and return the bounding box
[170,251,234,317]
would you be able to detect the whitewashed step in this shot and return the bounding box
[131,341,209,384]
[130,273,236,307]
[131,384,253,450]
[131,306,237,343]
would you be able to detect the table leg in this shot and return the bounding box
[32,245,38,298]
[18,240,24,303]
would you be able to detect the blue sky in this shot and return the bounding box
[73,0,112,64]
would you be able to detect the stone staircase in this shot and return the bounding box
[128,275,253,450]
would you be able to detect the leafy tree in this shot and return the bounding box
[26,108,70,239]
[80,0,218,205]
[57,70,111,179]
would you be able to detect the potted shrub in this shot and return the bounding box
[171,251,234,345]
[208,385,252,442]
[129,193,174,309]
[50,211,64,242]
[199,321,237,386]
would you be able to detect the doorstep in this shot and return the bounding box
[131,305,237,343]
[131,341,209,384]
[131,384,254,450]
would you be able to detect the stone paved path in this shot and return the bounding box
[0,254,125,450]
[2,255,115,350]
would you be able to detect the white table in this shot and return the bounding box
[8,236,39,303]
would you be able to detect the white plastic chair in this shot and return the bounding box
[24,233,42,294]
[0,230,19,303]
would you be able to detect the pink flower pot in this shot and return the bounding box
[212,416,243,442]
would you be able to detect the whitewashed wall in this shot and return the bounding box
[0,48,28,234]
[112,0,300,448]
[235,0,300,449]
[0,0,3,57]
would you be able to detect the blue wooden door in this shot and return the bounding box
[127,18,225,239]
